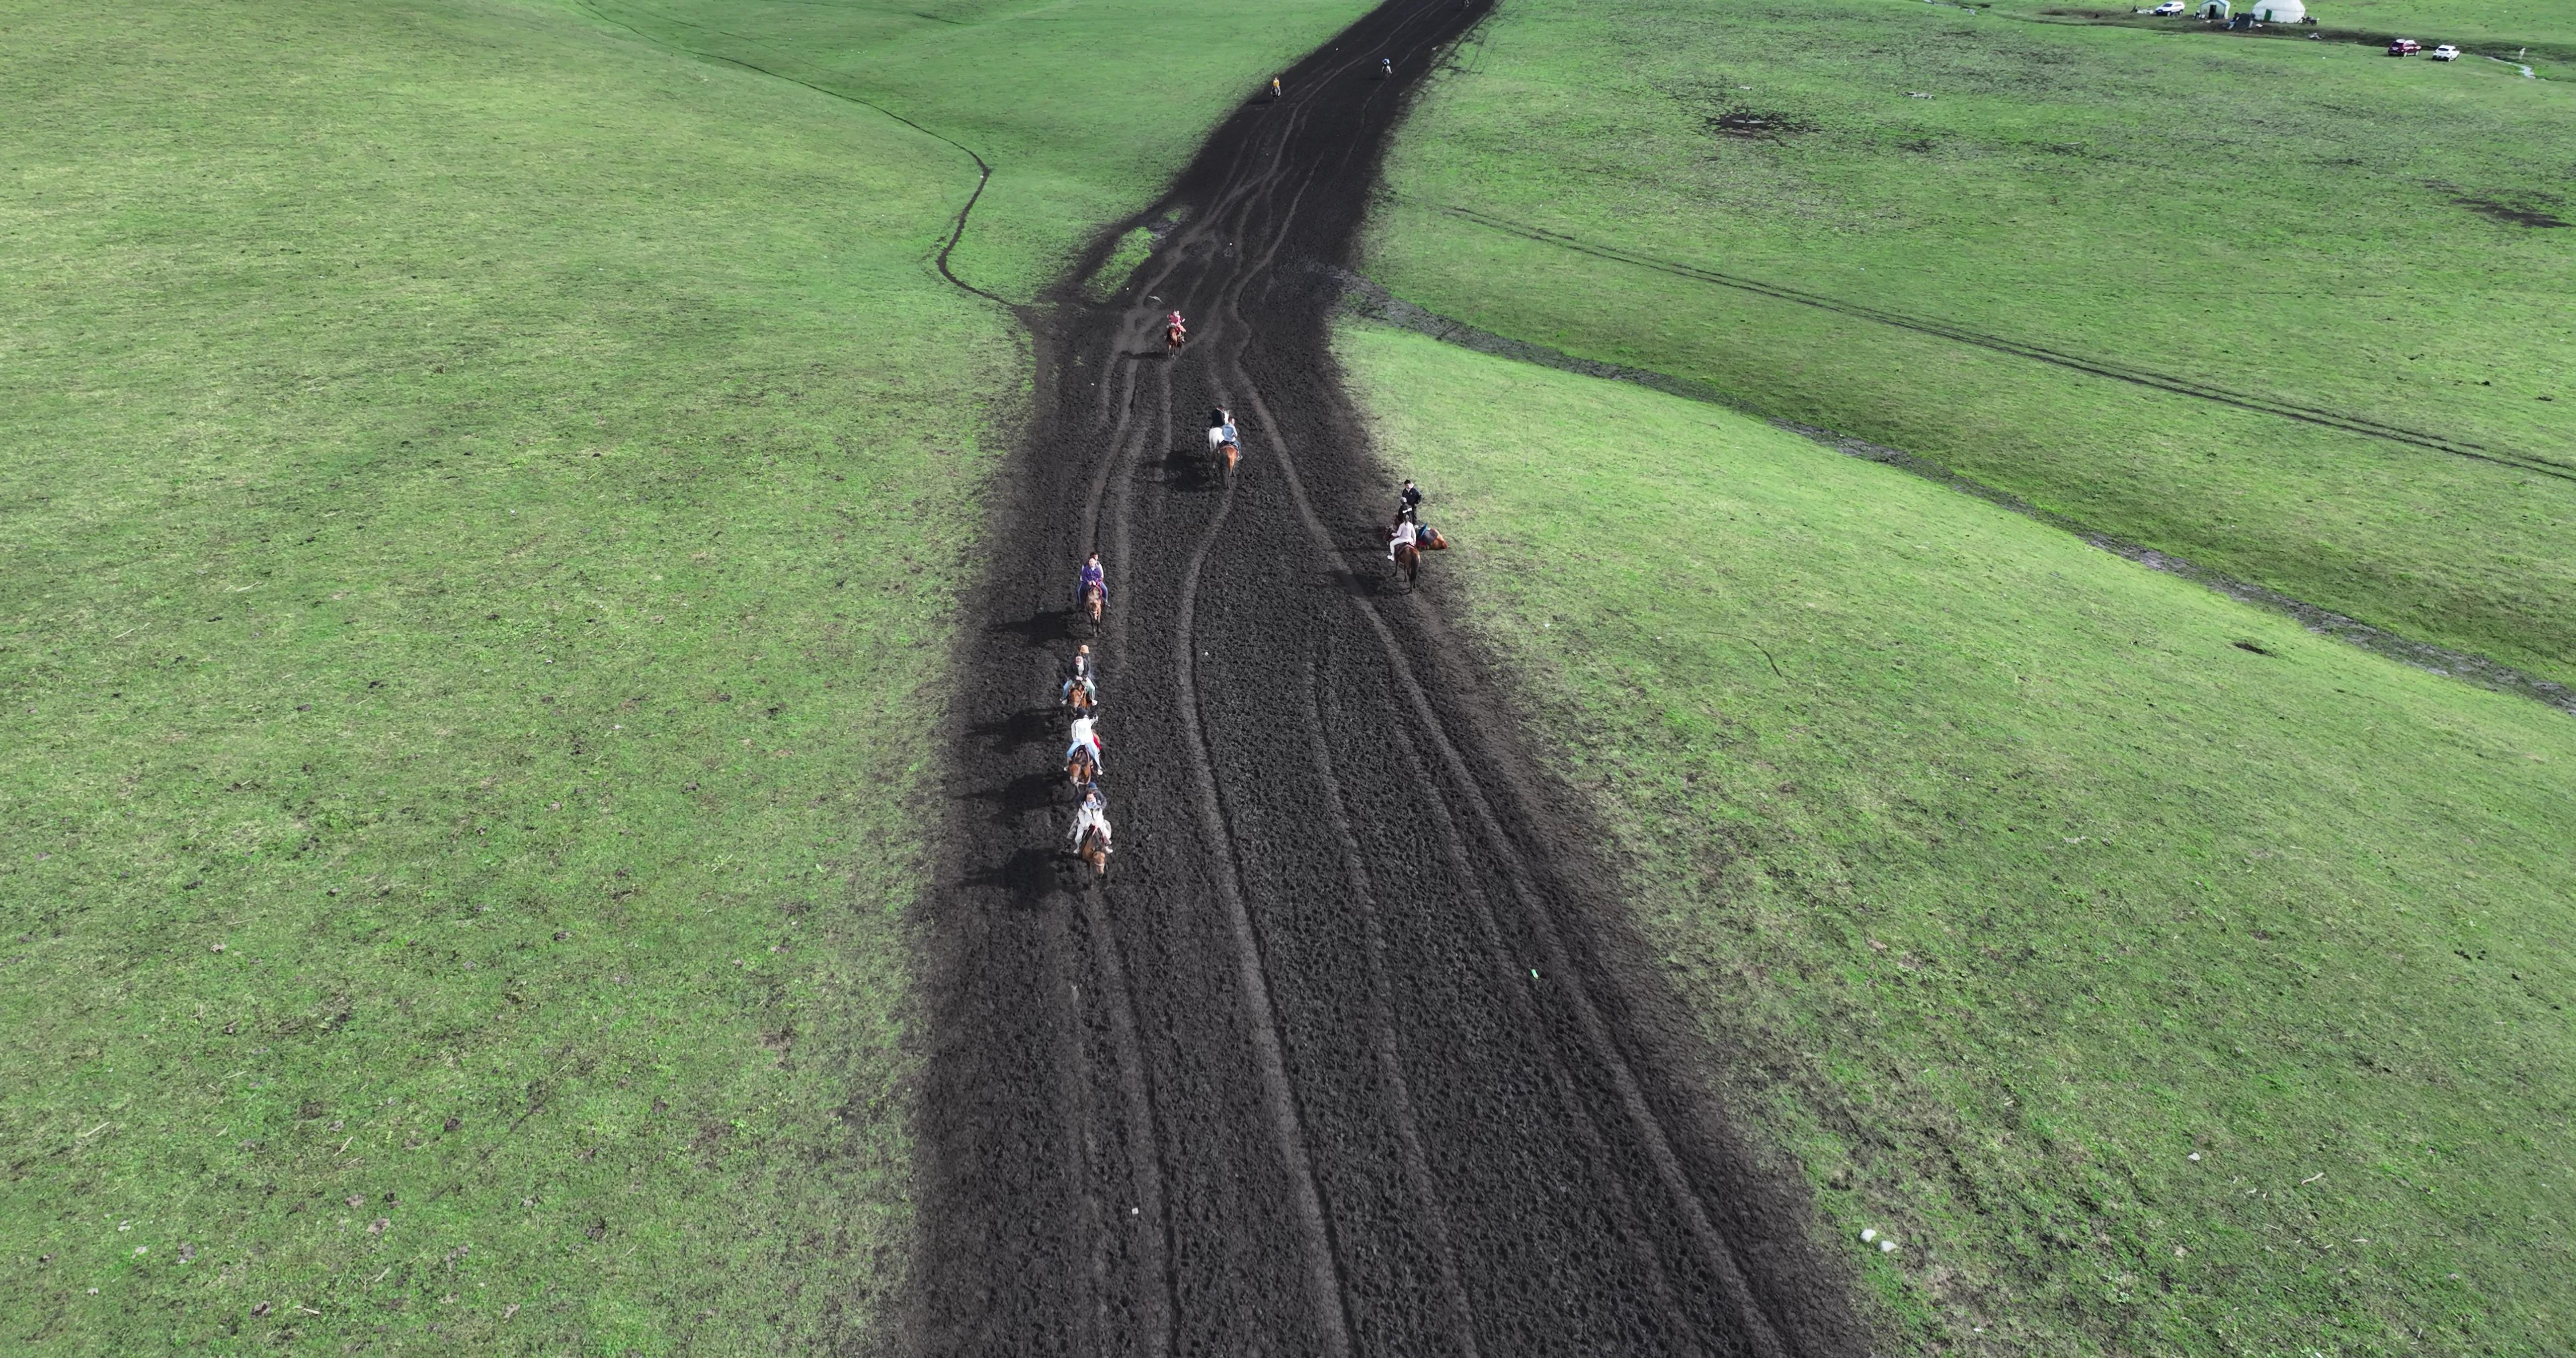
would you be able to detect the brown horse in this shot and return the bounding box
[1074,825,1110,880]
[1081,580,1105,630]
[1392,539,1420,587]
[1067,743,1098,789]
[1219,439,1240,473]
[1165,324,1186,357]
[1064,679,1094,714]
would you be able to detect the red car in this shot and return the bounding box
[2388,37,2422,54]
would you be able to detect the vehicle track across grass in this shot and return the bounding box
[1402,198,2576,483]
[1338,270,2576,717]
[908,0,1867,1350]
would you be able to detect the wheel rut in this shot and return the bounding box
[909,0,1868,1350]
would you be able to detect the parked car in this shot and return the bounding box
[2388,37,2422,55]
[2430,44,2462,60]
[2150,2,2185,13]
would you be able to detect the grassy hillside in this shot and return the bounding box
[584,0,1387,299]
[1368,0,2576,682]
[0,0,1015,1348]
[1341,323,2576,1354]
[2,0,1377,1339]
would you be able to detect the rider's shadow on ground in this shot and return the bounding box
[958,845,1064,913]
[965,706,1057,755]
[962,768,1068,817]
[982,608,1066,650]
[1161,443,1228,493]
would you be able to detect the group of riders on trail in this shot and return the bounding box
[1388,479,1444,579]
[1062,633,1113,874]
[1054,296,1447,871]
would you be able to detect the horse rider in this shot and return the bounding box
[1397,478,1423,525]
[1067,711,1104,775]
[1069,783,1113,854]
[1209,405,1232,432]
[1075,551,1108,609]
[1165,310,1187,343]
[1388,514,1420,561]
[1380,57,1394,79]
[1062,643,1099,706]
[1271,76,1282,100]
[1208,407,1239,453]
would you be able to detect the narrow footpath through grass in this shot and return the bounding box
[1342,322,2576,1355]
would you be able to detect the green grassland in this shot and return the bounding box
[0,0,1373,1347]
[0,0,1014,1348]
[584,0,1382,299]
[1368,0,2576,682]
[1342,322,2576,1354]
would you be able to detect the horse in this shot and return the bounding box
[1207,425,1240,473]
[1165,323,1186,356]
[1063,678,1095,714]
[1081,580,1105,631]
[1073,824,1110,880]
[1067,742,1098,790]
[1391,538,1420,587]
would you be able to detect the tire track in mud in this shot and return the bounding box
[910,0,1869,1350]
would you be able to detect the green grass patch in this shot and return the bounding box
[1369,0,2576,682]
[1342,322,2576,1354]
[584,0,1377,300]
[0,0,1021,1347]
[1086,223,1164,301]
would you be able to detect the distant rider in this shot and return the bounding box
[1076,551,1107,609]
[1396,479,1422,524]
[1062,643,1099,706]
[1271,76,1282,100]
[1380,57,1393,79]
[1165,311,1187,343]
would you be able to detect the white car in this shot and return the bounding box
[2150,1,2185,12]
[2430,44,2462,60]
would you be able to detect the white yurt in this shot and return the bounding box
[2195,0,2230,18]
[2250,0,2305,20]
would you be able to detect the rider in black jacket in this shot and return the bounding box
[1062,644,1099,704]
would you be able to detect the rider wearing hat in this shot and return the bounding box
[1069,783,1112,853]
[1062,644,1099,706]
[1075,551,1107,610]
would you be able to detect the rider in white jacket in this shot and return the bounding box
[1068,785,1112,851]
[1067,713,1103,774]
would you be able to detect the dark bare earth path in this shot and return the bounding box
[910,2,1866,1351]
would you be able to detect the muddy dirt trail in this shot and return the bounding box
[909,2,1865,1351]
